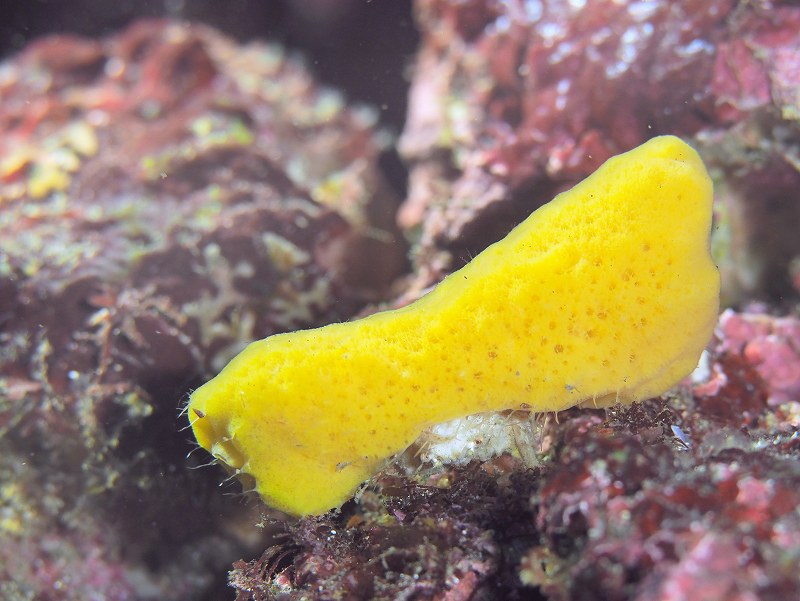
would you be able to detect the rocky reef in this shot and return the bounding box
[398,0,800,306]
[0,18,404,600]
[2,1,799,600]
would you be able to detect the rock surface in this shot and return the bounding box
[0,19,404,601]
[398,0,800,304]
[3,1,800,599]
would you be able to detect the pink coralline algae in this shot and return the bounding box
[702,309,800,407]
[711,4,800,123]
[523,412,800,601]
[398,0,800,299]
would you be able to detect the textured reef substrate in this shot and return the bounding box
[0,17,405,601]
[2,0,800,600]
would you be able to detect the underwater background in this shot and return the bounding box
[1,1,799,599]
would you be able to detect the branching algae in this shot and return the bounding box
[188,136,720,516]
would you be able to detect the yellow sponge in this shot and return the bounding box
[188,135,719,516]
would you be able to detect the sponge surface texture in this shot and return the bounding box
[189,136,720,516]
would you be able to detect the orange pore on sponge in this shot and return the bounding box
[188,135,720,516]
